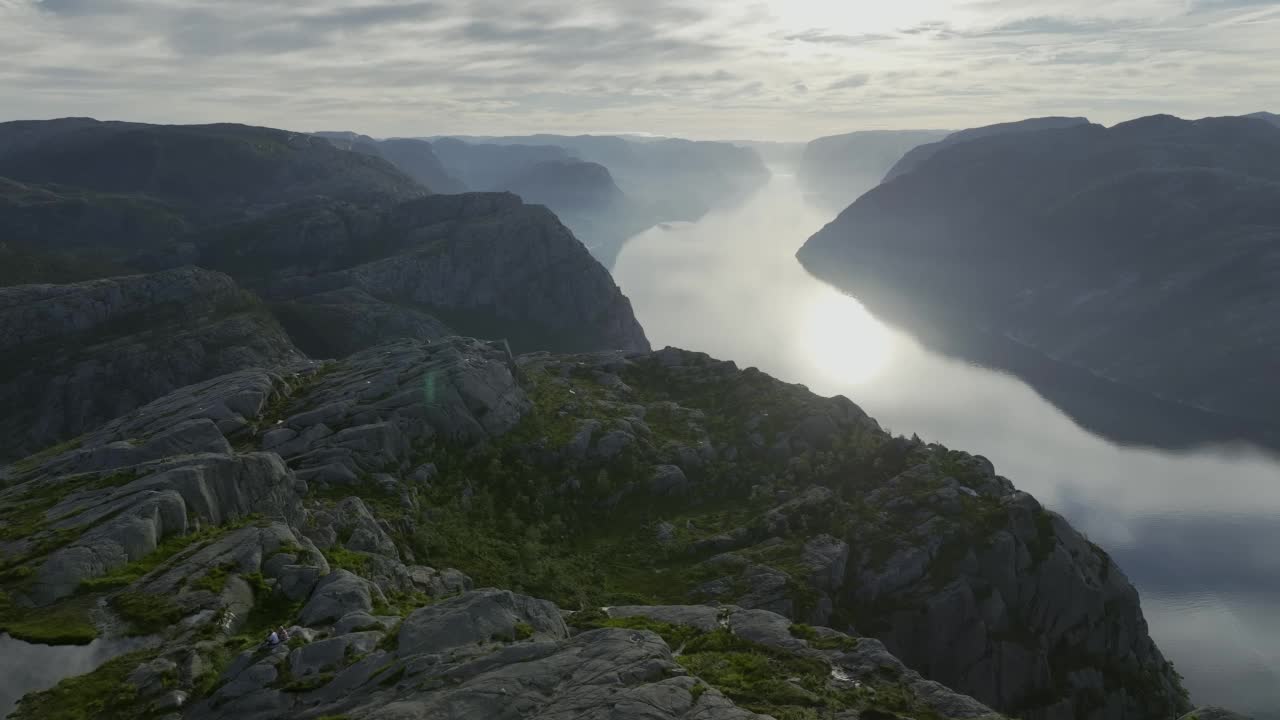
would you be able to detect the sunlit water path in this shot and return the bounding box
[614,170,1280,717]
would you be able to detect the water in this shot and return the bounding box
[0,633,148,718]
[614,169,1280,717]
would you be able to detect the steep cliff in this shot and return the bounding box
[197,192,650,355]
[799,114,1280,430]
[1,338,1189,719]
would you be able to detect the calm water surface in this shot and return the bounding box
[615,170,1280,717]
[0,633,149,718]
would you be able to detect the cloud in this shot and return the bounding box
[2,0,1279,140]
[784,29,895,46]
[828,74,871,91]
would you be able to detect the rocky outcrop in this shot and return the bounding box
[2,339,1198,719]
[800,113,1280,430]
[0,267,304,461]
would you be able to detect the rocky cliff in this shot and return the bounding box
[0,118,651,370]
[1,335,1190,719]
[799,113,1280,430]
[197,192,650,356]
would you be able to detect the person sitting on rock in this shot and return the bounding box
[278,626,290,643]
[266,629,280,646]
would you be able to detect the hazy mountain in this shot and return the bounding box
[732,139,806,166]
[439,133,770,226]
[429,138,573,191]
[496,160,624,212]
[799,113,1280,429]
[798,129,949,209]
[313,131,467,194]
[882,117,1090,183]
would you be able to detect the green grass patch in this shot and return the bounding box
[570,611,703,650]
[9,649,153,720]
[190,563,232,594]
[78,521,244,593]
[325,546,371,575]
[789,624,859,651]
[0,592,98,645]
[111,592,183,635]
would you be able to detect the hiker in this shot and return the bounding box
[278,625,291,643]
[266,628,280,646]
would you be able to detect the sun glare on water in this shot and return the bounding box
[797,289,894,387]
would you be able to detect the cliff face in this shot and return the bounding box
[799,114,1280,428]
[1,336,1187,719]
[198,192,651,355]
[0,118,650,362]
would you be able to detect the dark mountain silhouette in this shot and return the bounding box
[799,113,1280,434]
[0,119,424,216]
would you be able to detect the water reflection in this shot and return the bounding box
[0,633,149,718]
[613,169,1280,718]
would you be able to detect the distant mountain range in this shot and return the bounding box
[798,112,1280,435]
[0,118,649,459]
[797,129,949,209]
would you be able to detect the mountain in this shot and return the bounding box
[0,119,651,460]
[1246,111,1280,127]
[798,114,1280,431]
[313,131,467,194]
[429,138,574,191]
[0,119,431,286]
[798,129,949,208]
[1,335,1190,719]
[375,138,468,194]
[430,133,768,265]
[496,160,624,212]
[733,139,806,166]
[883,117,1090,182]
[196,192,650,357]
[0,119,425,215]
[437,133,771,238]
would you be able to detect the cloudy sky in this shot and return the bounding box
[1,0,1277,141]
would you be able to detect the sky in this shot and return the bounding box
[1,0,1277,142]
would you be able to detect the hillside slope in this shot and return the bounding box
[799,114,1280,428]
[0,336,1189,719]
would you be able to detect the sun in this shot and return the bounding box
[797,288,894,387]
